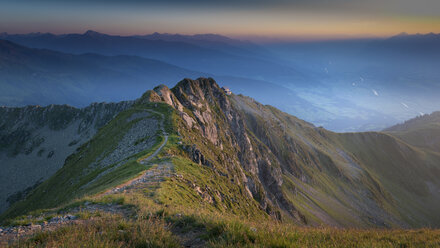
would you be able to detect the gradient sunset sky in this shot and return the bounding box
[1,0,439,40]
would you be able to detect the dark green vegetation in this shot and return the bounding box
[1,78,440,247]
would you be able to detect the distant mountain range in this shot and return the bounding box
[378,32,440,57]
[133,32,267,57]
[1,31,440,131]
[0,30,305,84]
[0,39,205,106]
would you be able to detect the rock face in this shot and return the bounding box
[144,77,440,227]
[143,78,300,220]
[0,101,133,213]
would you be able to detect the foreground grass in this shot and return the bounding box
[10,213,180,248]
[8,203,440,247]
[5,157,440,247]
[125,191,440,248]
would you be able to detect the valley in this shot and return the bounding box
[2,32,440,132]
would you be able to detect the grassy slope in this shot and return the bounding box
[158,157,267,219]
[384,112,440,153]
[389,125,440,152]
[0,102,170,221]
[7,174,440,247]
[232,96,397,227]
[327,131,440,227]
[232,94,440,228]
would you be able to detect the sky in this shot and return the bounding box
[1,0,440,40]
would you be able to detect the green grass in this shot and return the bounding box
[9,213,180,248]
[327,131,440,227]
[155,157,267,219]
[81,160,152,196]
[8,190,440,248]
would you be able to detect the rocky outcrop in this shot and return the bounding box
[185,145,213,167]
[171,78,221,145]
[140,78,298,221]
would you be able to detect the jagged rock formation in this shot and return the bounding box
[0,101,133,213]
[141,78,440,227]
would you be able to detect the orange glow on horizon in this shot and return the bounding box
[1,2,439,41]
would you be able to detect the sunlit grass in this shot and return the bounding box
[9,213,180,248]
[9,194,440,248]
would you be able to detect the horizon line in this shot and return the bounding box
[2,29,439,42]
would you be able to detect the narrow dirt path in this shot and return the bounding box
[140,109,169,166]
[101,109,169,196]
[108,161,173,194]
[139,135,168,164]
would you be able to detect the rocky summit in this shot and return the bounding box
[1,78,440,246]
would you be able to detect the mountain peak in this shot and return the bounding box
[174,77,221,92]
[138,78,224,112]
[83,30,105,37]
[396,32,409,37]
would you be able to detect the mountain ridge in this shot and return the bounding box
[2,77,439,230]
